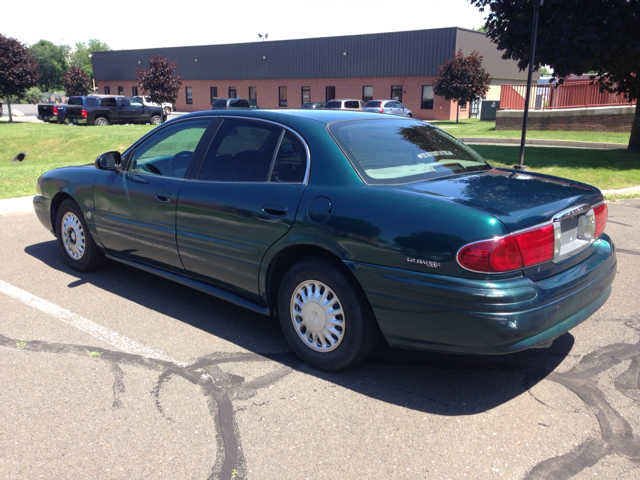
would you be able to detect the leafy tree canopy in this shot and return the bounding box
[135,55,183,106]
[70,39,111,79]
[433,50,491,123]
[468,0,640,151]
[63,66,91,96]
[30,39,69,91]
[0,33,39,121]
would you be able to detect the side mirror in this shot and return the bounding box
[95,151,122,170]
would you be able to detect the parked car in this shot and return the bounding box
[363,99,413,117]
[211,98,259,110]
[33,110,616,371]
[138,96,173,116]
[66,96,164,126]
[37,96,105,124]
[324,99,365,110]
[301,102,325,109]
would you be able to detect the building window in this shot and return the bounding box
[363,86,373,102]
[132,86,138,96]
[186,87,193,105]
[459,102,467,109]
[117,86,124,95]
[249,86,257,103]
[279,87,287,107]
[391,85,402,102]
[421,86,434,109]
[104,86,110,95]
[301,86,310,105]
[326,86,335,102]
[229,86,237,98]
[210,86,218,104]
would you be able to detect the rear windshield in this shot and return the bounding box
[213,99,228,107]
[324,101,341,109]
[364,101,382,107]
[328,119,491,185]
[68,97,84,105]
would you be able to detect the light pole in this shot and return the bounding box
[516,0,544,170]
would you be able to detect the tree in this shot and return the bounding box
[468,0,640,152]
[0,33,39,122]
[135,55,182,107]
[70,39,111,80]
[433,50,492,123]
[30,40,69,91]
[63,66,91,96]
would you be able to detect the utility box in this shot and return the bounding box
[480,100,500,121]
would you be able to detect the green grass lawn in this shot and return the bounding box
[431,118,631,144]
[1,121,639,200]
[0,122,155,198]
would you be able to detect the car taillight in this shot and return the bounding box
[594,203,608,238]
[379,108,384,113]
[52,106,58,115]
[458,224,555,273]
[81,109,87,118]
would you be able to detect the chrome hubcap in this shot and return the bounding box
[290,280,345,352]
[61,212,85,260]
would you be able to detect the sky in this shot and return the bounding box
[4,0,488,51]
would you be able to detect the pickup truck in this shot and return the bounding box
[37,96,103,124]
[66,96,164,126]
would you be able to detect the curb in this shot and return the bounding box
[460,137,627,150]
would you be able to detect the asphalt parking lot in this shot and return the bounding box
[1,199,639,480]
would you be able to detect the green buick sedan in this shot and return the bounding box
[33,110,616,371]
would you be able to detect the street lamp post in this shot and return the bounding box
[516,0,544,170]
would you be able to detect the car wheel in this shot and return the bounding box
[407,113,413,118]
[150,115,162,125]
[56,199,105,272]
[164,107,171,116]
[94,117,109,126]
[278,258,380,371]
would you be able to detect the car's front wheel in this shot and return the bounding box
[278,258,379,371]
[56,199,105,272]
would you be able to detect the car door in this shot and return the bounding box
[176,118,308,297]
[117,98,135,123]
[93,118,216,272]
[129,97,147,123]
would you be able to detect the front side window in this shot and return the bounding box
[128,119,211,178]
[185,87,193,105]
[421,85,434,109]
[391,85,402,102]
[279,87,287,107]
[363,86,373,102]
[329,119,490,185]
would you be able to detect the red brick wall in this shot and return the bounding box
[96,76,472,121]
[496,112,634,132]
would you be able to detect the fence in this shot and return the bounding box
[499,81,634,111]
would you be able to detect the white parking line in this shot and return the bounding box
[0,279,184,366]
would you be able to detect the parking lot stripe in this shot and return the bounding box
[0,279,184,366]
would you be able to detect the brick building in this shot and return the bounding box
[92,27,533,121]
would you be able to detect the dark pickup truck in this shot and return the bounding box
[37,96,103,124]
[66,96,164,126]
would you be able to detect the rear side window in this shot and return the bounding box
[324,101,341,109]
[198,119,282,182]
[213,99,228,107]
[100,98,117,107]
[271,131,306,183]
[344,101,359,108]
[329,119,490,185]
[364,101,382,107]
[231,99,250,108]
[85,98,99,107]
[68,97,83,105]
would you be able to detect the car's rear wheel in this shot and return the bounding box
[278,258,379,371]
[94,117,109,126]
[151,115,162,125]
[56,199,105,272]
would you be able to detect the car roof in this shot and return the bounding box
[172,108,416,126]
[329,98,360,102]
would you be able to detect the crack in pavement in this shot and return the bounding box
[1,332,638,479]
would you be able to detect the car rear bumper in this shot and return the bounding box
[37,115,57,122]
[348,235,616,354]
[69,118,88,125]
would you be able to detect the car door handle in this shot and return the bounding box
[262,204,287,217]
[155,191,174,204]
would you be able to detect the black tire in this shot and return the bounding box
[56,199,106,272]
[164,107,171,116]
[94,117,109,126]
[150,115,162,125]
[277,258,380,371]
[407,113,413,118]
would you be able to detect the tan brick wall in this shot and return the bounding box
[97,76,475,121]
